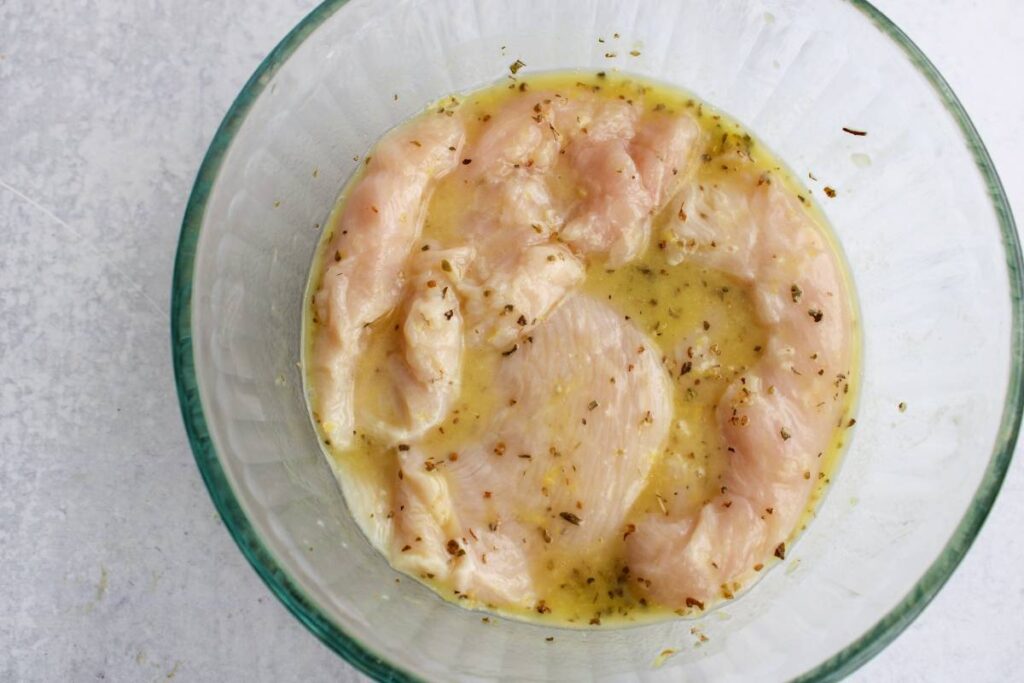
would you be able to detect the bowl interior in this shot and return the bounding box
[173,0,1020,680]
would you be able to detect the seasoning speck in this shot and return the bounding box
[509,59,526,74]
[653,648,679,668]
[898,401,907,413]
[823,186,837,198]
[842,127,867,136]
[559,511,582,525]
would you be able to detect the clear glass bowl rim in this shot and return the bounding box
[170,1,1023,680]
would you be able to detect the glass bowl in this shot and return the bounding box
[171,0,1021,680]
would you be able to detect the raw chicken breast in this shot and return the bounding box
[310,115,464,448]
[626,165,853,605]
[557,99,702,266]
[463,94,562,179]
[355,247,473,444]
[450,97,585,348]
[630,110,704,207]
[449,91,703,348]
[455,236,584,349]
[550,95,638,143]
[560,138,653,265]
[391,294,673,605]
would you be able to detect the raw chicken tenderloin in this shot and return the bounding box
[556,99,703,266]
[452,93,701,348]
[626,165,853,605]
[310,115,464,448]
[356,248,473,444]
[462,94,561,181]
[453,95,585,347]
[630,109,705,208]
[560,138,652,265]
[392,294,673,606]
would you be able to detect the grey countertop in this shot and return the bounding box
[2,1,1022,680]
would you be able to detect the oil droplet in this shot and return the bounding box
[851,152,872,167]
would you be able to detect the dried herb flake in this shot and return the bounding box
[559,512,582,526]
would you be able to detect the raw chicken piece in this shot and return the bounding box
[356,248,473,444]
[391,294,673,605]
[464,95,562,179]
[661,173,760,278]
[456,241,584,349]
[450,94,702,347]
[630,110,704,207]
[626,165,853,605]
[550,96,638,143]
[310,115,464,448]
[469,173,566,249]
[391,446,459,580]
[452,99,585,348]
[391,445,536,606]
[559,138,653,265]
[556,100,702,266]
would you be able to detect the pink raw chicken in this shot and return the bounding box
[391,294,673,605]
[625,164,854,605]
[355,247,473,445]
[310,115,464,448]
[450,91,702,347]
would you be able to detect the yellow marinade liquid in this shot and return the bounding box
[303,70,860,626]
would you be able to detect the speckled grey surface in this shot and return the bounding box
[1,1,1022,681]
